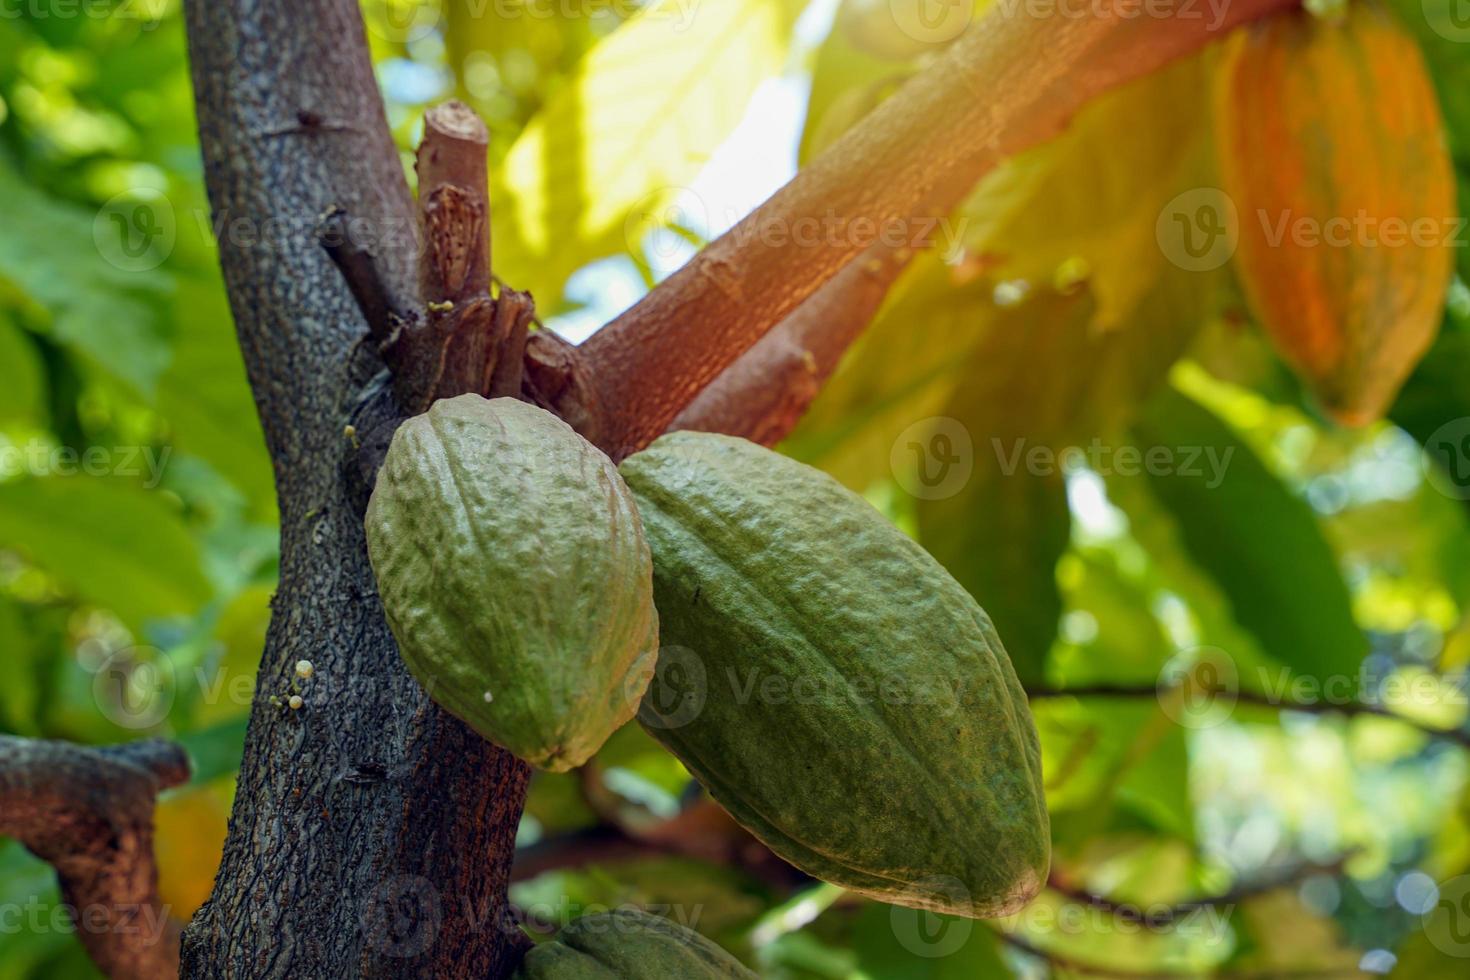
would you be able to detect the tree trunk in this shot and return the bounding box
[180,2,529,976]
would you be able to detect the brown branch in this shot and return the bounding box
[1026,683,1470,750]
[576,0,1297,459]
[0,736,189,980]
[670,241,915,445]
[1046,854,1353,929]
[318,206,419,346]
[994,929,1362,979]
[512,798,808,893]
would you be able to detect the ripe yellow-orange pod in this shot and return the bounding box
[1214,2,1456,425]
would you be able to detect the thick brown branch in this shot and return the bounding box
[580,0,1297,459]
[0,736,189,980]
[670,242,914,445]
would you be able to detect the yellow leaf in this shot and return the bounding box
[492,0,800,304]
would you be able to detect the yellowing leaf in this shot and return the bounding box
[959,50,1217,328]
[492,0,800,303]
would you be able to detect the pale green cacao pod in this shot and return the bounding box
[366,395,657,772]
[512,908,754,979]
[619,432,1049,917]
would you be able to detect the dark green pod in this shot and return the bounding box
[620,432,1049,917]
[512,908,754,979]
[366,395,657,772]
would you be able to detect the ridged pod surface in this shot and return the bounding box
[512,908,755,979]
[366,395,657,772]
[619,432,1049,918]
[1214,1,1455,424]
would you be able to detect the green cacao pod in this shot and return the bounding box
[1214,1,1456,424]
[366,395,657,772]
[619,432,1049,918]
[512,908,754,979]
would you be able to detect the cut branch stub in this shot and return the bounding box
[324,101,543,419]
[417,100,491,306]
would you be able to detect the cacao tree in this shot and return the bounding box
[1,1,1469,978]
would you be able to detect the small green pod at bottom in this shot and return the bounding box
[511,908,755,979]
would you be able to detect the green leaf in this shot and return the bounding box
[177,718,249,786]
[0,159,173,395]
[798,4,911,165]
[0,597,42,734]
[851,900,1007,979]
[157,275,274,514]
[0,317,45,424]
[0,476,210,628]
[492,0,801,304]
[1131,387,1368,681]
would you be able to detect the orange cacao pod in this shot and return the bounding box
[1214,2,1456,425]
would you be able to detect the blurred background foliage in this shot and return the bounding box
[1,0,1469,976]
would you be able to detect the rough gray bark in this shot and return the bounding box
[180,2,529,976]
